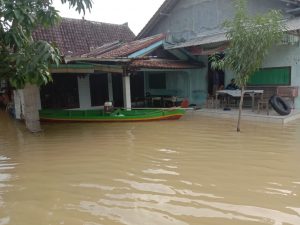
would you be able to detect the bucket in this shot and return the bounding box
[104,102,113,113]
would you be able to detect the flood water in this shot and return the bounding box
[1,110,300,225]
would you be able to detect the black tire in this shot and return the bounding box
[269,95,291,116]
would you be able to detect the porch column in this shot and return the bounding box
[107,73,114,102]
[77,75,91,109]
[122,74,131,109]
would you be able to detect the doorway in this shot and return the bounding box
[89,74,109,106]
[207,60,224,97]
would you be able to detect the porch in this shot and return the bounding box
[37,33,205,111]
[189,107,300,124]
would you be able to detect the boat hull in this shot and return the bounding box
[39,108,185,123]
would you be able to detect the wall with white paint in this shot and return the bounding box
[223,43,300,109]
[77,75,92,109]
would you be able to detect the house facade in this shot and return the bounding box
[138,0,300,109]
[57,33,203,110]
[14,1,300,118]
[13,17,202,119]
[13,17,136,119]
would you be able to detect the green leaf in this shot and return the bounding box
[0,0,90,88]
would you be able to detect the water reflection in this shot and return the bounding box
[72,193,300,225]
[0,155,13,225]
[68,177,300,225]
[0,110,300,224]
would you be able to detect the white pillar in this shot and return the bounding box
[13,90,24,120]
[77,75,91,109]
[22,84,42,132]
[107,73,114,102]
[14,85,41,120]
[122,74,131,109]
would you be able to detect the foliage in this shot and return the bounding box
[210,0,285,132]
[210,0,285,87]
[0,0,92,88]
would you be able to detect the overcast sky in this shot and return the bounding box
[52,0,165,35]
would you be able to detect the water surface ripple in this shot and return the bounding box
[1,111,300,225]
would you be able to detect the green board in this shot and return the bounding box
[247,67,291,86]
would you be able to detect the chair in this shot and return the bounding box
[256,89,275,115]
[257,99,270,115]
[206,96,218,108]
[217,93,228,108]
[227,96,239,108]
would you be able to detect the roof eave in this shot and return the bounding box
[64,57,132,64]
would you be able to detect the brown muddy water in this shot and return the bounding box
[0,110,300,225]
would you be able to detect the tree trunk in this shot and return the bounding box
[22,84,42,133]
[236,86,245,132]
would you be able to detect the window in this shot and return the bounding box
[148,73,166,89]
[247,67,291,86]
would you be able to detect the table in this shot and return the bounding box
[216,89,264,111]
[147,95,184,107]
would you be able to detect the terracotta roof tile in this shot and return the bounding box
[85,33,166,58]
[33,18,135,56]
[81,41,123,58]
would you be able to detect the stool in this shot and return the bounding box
[257,100,269,115]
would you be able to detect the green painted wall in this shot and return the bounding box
[248,67,291,86]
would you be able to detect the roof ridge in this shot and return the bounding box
[83,33,166,58]
[61,17,130,27]
[82,41,124,57]
[110,33,166,57]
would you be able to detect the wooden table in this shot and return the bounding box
[147,95,183,107]
[216,89,264,111]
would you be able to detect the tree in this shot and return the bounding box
[0,0,92,87]
[211,0,285,132]
[0,0,92,132]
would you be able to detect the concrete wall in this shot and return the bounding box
[218,43,300,109]
[146,0,300,109]
[149,0,288,42]
[262,44,300,109]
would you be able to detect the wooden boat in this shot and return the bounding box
[39,108,185,122]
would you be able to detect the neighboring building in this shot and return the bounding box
[138,0,290,41]
[137,0,300,109]
[33,17,135,57]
